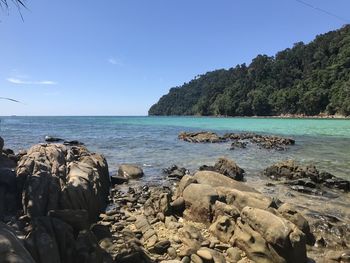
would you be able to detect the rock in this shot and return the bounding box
[170,197,185,214]
[0,136,4,152]
[182,183,219,223]
[277,203,314,244]
[193,171,257,193]
[110,175,129,185]
[230,141,247,150]
[0,222,36,263]
[197,248,213,261]
[167,246,177,259]
[150,240,171,254]
[48,209,89,231]
[163,165,189,180]
[209,215,235,243]
[16,144,110,223]
[224,132,295,150]
[213,201,240,221]
[191,254,203,263]
[175,175,197,197]
[217,187,273,211]
[144,190,172,217]
[232,206,307,263]
[0,168,17,219]
[118,164,144,179]
[264,160,350,192]
[213,157,245,181]
[226,247,243,262]
[45,136,63,142]
[178,132,225,143]
[179,225,203,252]
[63,140,84,146]
[324,250,350,263]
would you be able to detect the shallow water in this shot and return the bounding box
[1,116,350,182]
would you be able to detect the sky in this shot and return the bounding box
[0,0,349,116]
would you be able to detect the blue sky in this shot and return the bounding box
[1,0,349,116]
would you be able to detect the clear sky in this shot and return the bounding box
[1,0,349,116]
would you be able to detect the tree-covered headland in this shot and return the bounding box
[149,25,350,116]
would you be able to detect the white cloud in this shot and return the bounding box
[7,78,57,85]
[108,57,123,66]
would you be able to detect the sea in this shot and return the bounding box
[1,116,350,183]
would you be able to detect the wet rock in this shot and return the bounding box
[163,165,189,180]
[63,140,84,146]
[178,132,225,143]
[110,175,129,185]
[264,160,350,192]
[45,136,63,142]
[118,164,144,179]
[224,132,295,150]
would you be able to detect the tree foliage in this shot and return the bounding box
[149,25,350,116]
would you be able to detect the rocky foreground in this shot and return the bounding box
[0,136,349,263]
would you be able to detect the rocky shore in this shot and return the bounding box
[0,136,349,263]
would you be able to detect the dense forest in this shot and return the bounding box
[149,25,350,116]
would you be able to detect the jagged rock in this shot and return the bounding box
[217,187,274,211]
[193,171,257,193]
[163,165,189,180]
[264,160,350,192]
[182,184,219,223]
[178,225,203,252]
[226,247,243,262]
[213,157,245,181]
[200,157,245,181]
[60,150,110,223]
[232,206,307,263]
[144,190,172,217]
[178,132,225,143]
[0,222,36,263]
[209,215,235,243]
[276,203,314,244]
[213,201,240,221]
[118,164,144,179]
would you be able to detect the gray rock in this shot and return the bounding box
[118,164,144,179]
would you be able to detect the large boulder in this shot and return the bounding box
[182,183,219,223]
[0,222,36,263]
[193,171,257,193]
[232,206,307,263]
[118,164,144,179]
[16,144,110,222]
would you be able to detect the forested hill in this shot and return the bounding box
[149,25,350,116]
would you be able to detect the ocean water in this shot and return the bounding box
[1,116,350,182]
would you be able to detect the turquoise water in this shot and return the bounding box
[1,116,350,181]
